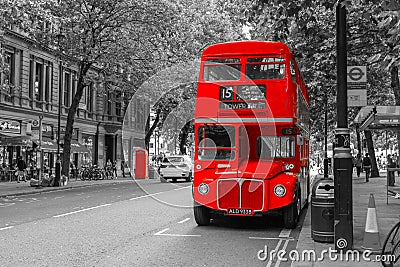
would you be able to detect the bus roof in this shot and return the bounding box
[202,41,293,57]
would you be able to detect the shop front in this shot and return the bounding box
[0,118,32,181]
[82,134,94,166]
[70,140,91,169]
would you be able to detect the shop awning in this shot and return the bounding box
[70,140,90,154]
[354,106,400,130]
[34,138,58,152]
[0,135,32,146]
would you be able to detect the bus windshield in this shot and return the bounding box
[203,59,241,81]
[197,125,235,160]
[257,136,295,159]
[246,57,285,80]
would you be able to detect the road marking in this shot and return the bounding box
[250,228,293,241]
[174,186,190,191]
[53,203,111,218]
[248,237,294,241]
[266,239,282,267]
[279,228,292,238]
[54,196,64,199]
[0,203,15,208]
[178,218,190,224]
[275,239,290,267]
[154,227,201,237]
[0,226,14,231]
[154,228,169,235]
[129,192,163,200]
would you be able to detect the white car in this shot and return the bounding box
[158,155,193,182]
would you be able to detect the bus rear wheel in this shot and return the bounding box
[283,190,300,229]
[194,202,210,226]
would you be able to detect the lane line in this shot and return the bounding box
[266,239,283,267]
[53,204,111,218]
[248,237,294,241]
[174,186,191,191]
[0,226,14,231]
[156,233,201,237]
[154,228,169,235]
[129,192,163,200]
[178,218,190,224]
[153,227,201,237]
[275,239,290,267]
[279,228,292,238]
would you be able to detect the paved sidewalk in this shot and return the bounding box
[0,175,160,198]
[293,170,400,266]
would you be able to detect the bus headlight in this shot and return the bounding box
[274,184,286,197]
[198,183,209,195]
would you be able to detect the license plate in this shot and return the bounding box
[227,208,253,216]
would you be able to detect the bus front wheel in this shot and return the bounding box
[194,202,210,226]
[283,190,300,229]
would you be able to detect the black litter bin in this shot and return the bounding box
[311,178,334,243]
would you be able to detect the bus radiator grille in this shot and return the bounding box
[217,179,263,210]
[217,180,240,209]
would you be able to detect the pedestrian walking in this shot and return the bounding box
[355,153,362,178]
[121,160,125,178]
[17,156,27,183]
[105,159,113,179]
[363,153,372,182]
[387,154,396,185]
[113,160,117,179]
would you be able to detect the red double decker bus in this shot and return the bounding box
[193,41,310,229]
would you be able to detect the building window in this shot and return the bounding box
[35,62,43,108]
[1,50,15,102]
[29,56,52,109]
[44,64,52,103]
[87,83,94,113]
[64,72,70,107]
[107,91,112,117]
[115,90,122,121]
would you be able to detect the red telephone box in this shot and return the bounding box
[135,149,148,179]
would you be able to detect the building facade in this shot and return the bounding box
[0,26,147,179]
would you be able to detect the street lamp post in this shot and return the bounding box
[324,96,329,179]
[174,115,177,154]
[55,32,65,187]
[36,114,44,189]
[334,0,353,251]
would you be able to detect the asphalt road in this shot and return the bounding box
[0,180,306,267]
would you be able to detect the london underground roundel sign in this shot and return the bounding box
[347,66,366,83]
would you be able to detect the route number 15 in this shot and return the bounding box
[220,86,234,100]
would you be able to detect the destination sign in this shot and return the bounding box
[220,101,266,110]
[237,85,266,100]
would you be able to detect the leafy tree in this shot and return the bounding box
[10,0,182,178]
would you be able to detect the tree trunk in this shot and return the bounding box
[179,121,191,155]
[356,126,361,155]
[62,62,91,177]
[145,109,161,150]
[364,130,379,177]
[390,66,400,165]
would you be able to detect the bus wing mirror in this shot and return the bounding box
[297,135,303,145]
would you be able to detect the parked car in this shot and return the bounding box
[158,155,193,182]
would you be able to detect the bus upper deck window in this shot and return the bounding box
[203,59,241,81]
[246,57,285,80]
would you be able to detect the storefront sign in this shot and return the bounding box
[0,119,21,134]
[55,127,79,140]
